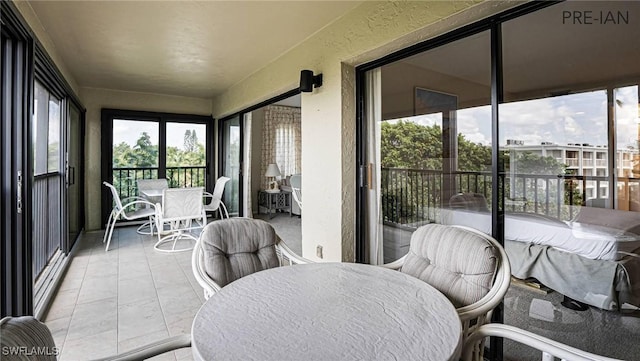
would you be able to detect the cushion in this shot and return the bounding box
[200,218,280,287]
[572,206,640,235]
[400,224,498,308]
[449,193,489,212]
[0,316,57,361]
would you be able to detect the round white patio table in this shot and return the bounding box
[191,262,462,361]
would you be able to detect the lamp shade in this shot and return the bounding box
[265,163,281,177]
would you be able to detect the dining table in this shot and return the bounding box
[139,188,165,205]
[191,262,462,361]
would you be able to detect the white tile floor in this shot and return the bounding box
[44,227,202,361]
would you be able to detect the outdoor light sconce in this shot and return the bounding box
[299,70,323,92]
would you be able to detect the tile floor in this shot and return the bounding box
[43,227,202,361]
[43,214,302,361]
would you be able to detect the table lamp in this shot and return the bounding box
[265,163,281,193]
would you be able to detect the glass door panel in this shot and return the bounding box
[66,103,83,249]
[501,2,640,359]
[615,85,640,211]
[112,119,159,199]
[364,30,492,264]
[220,115,242,216]
[166,122,207,187]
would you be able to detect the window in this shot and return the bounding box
[33,81,62,174]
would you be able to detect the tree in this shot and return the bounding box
[379,120,582,223]
[381,121,442,170]
[184,129,199,153]
[132,132,158,167]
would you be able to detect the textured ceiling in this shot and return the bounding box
[26,0,362,99]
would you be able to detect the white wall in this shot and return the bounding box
[210,1,518,262]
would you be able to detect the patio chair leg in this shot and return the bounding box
[220,202,229,219]
[105,209,123,251]
[136,215,156,235]
[102,210,115,244]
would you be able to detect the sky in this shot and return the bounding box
[387,85,639,150]
[112,120,206,149]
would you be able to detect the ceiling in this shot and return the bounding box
[26,0,362,99]
[397,1,640,102]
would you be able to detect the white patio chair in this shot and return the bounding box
[382,223,511,361]
[135,178,169,235]
[1,315,191,360]
[203,176,230,220]
[290,174,302,214]
[103,181,156,251]
[192,217,310,299]
[154,187,207,253]
[462,324,623,361]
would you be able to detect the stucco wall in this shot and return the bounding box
[210,0,519,262]
[13,0,80,94]
[82,87,212,230]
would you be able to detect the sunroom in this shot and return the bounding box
[1,1,639,360]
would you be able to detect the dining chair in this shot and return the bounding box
[192,217,310,299]
[135,178,169,235]
[203,176,230,220]
[461,324,623,361]
[382,223,511,361]
[103,181,157,251]
[1,315,191,361]
[154,187,207,253]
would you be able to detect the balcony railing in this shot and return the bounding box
[113,166,206,200]
[381,167,640,227]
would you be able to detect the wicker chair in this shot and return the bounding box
[382,223,511,361]
[462,324,623,361]
[192,217,309,299]
[1,315,191,361]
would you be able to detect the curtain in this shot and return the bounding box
[243,113,252,218]
[366,69,383,265]
[261,105,301,190]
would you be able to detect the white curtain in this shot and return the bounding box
[261,105,301,189]
[366,69,383,265]
[243,113,252,218]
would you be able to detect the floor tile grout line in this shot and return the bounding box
[57,231,100,360]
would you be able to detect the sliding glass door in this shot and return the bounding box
[361,30,493,265]
[65,102,84,251]
[1,15,33,316]
[358,2,640,360]
[219,115,242,217]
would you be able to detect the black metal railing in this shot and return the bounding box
[113,166,206,200]
[381,167,640,227]
[33,174,62,279]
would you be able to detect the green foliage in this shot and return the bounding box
[380,120,582,224]
[381,121,442,170]
[112,130,206,197]
[509,151,566,175]
[381,120,492,172]
[183,129,199,153]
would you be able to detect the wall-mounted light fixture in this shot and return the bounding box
[299,70,323,92]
